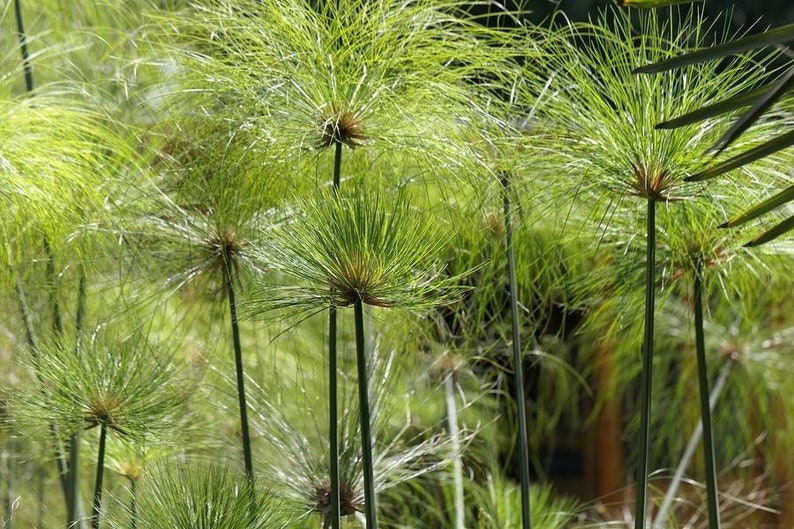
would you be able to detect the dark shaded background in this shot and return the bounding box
[477,1,794,27]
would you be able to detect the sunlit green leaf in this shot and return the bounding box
[634,23,794,73]
[721,185,794,228]
[686,131,794,181]
[656,85,776,129]
[709,68,794,155]
[745,215,794,246]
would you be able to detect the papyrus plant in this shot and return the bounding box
[245,345,462,528]
[528,7,782,527]
[19,328,187,528]
[119,460,296,529]
[251,185,461,528]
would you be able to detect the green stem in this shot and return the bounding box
[224,260,254,480]
[634,198,656,529]
[130,479,138,529]
[328,304,341,529]
[14,277,38,353]
[91,424,107,529]
[333,140,342,191]
[501,174,531,529]
[66,267,88,529]
[2,437,13,529]
[45,237,64,338]
[444,374,465,529]
[652,361,731,529]
[13,0,33,93]
[327,138,343,529]
[354,299,377,529]
[694,261,721,529]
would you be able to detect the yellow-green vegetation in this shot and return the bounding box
[1,2,793,529]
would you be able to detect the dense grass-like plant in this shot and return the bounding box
[158,4,508,523]
[122,460,295,529]
[164,0,505,176]
[247,346,460,528]
[529,7,782,527]
[252,186,459,528]
[19,328,187,528]
[635,16,794,246]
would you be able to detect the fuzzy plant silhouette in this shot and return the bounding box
[115,460,296,529]
[18,328,187,529]
[244,344,464,528]
[157,3,508,524]
[527,7,785,527]
[251,185,461,528]
[124,103,309,484]
[635,13,794,246]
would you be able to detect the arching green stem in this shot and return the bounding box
[501,173,531,529]
[91,424,108,529]
[634,198,656,529]
[354,298,377,528]
[694,260,721,529]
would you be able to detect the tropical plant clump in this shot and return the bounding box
[1,1,793,529]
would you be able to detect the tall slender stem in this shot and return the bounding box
[2,437,14,529]
[694,261,721,529]
[91,424,108,529]
[652,361,731,529]
[354,299,377,528]
[501,173,531,529]
[224,259,254,480]
[66,267,88,528]
[444,373,465,529]
[634,198,656,529]
[129,479,138,529]
[327,139,343,529]
[13,0,33,93]
[12,4,77,525]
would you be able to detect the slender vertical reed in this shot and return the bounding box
[443,371,465,529]
[354,298,378,528]
[501,173,532,529]
[693,260,721,529]
[634,199,656,529]
[91,423,108,529]
[224,255,254,480]
[328,139,344,529]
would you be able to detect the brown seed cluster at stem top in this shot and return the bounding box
[314,478,360,521]
[84,390,127,434]
[207,228,243,280]
[327,252,392,308]
[628,163,678,202]
[317,103,367,149]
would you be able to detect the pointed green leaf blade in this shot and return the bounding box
[710,67,794,155]
[686,130,794,181]
[634,23,794,73]
[722,185,794,227]
[656,85,774,129]
[744,215,794,246]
